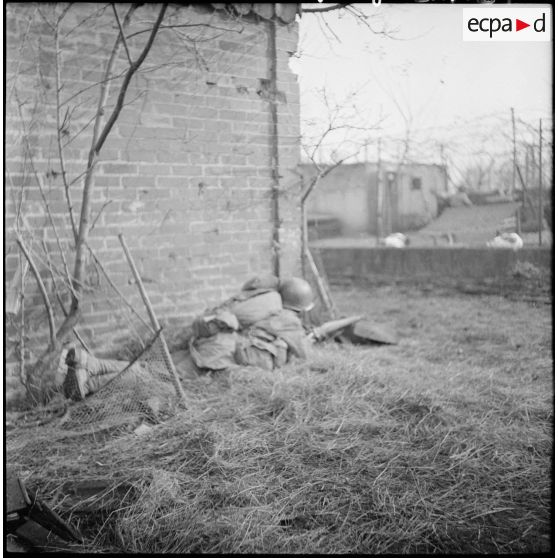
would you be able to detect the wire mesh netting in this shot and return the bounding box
[6,330,182,460]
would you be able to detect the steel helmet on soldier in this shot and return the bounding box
[279,277,314,312]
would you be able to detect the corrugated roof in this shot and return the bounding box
[210,3,300,23]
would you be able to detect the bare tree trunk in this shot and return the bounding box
[68,4,139,318]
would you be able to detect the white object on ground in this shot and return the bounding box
[486,232,524,250]
[381,233,410,248]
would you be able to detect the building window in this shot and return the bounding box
[411,177,422,190]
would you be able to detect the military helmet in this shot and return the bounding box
[279,277,314,312]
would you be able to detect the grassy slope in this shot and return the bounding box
[8,286,553,553]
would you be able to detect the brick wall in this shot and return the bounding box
[5,3,301,406]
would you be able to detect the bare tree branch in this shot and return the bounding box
[18,252,29,389]
[60,68,128,108]
[33,185,75,298]
[126,21,242,40]
[315,12,341,44]
[14,223,87,298]
[16,233,57,348]
[302,3,351,14]
[42,237,70,316]
[14,89,78,302]
[94,4,167,152]
[62,4,110,38]
[61,112,98,149]
[54,23,78,243]
[27,240,91,296]
[55,3,73,25]
[302,142,371,203]
[112,3,133,66]
[7,6,37,103]
[36,6,56,32]
[89,200,113,232]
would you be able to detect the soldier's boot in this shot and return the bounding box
[63,348,129,401]
[62,348,90,401]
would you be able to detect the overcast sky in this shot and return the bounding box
[292,3,553,170]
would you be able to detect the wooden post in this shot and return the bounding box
[19,253,26,390]
[515,162,536,217]
[538,119,543,245]
[511,107,517,195]
[523,148,528,212]
[267,15,281,278]
[376,137,383,242]
[301,172,322,280]
[439,143,449,193]
[388,184,393,235]
[305,247,336,320]
[529,144,536,194]
[301,201,308,279]
[118,233,188,406]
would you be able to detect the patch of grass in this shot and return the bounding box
[6,286,552,553]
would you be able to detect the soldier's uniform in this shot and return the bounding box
[190,275,313,373]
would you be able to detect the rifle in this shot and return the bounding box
[308,316,399,345]
[307,315,363,342]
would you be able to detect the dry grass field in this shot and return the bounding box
[7,284,553,553]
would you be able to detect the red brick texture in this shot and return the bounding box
[5,4,301,405]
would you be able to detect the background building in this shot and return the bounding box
[300,162,448,238]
